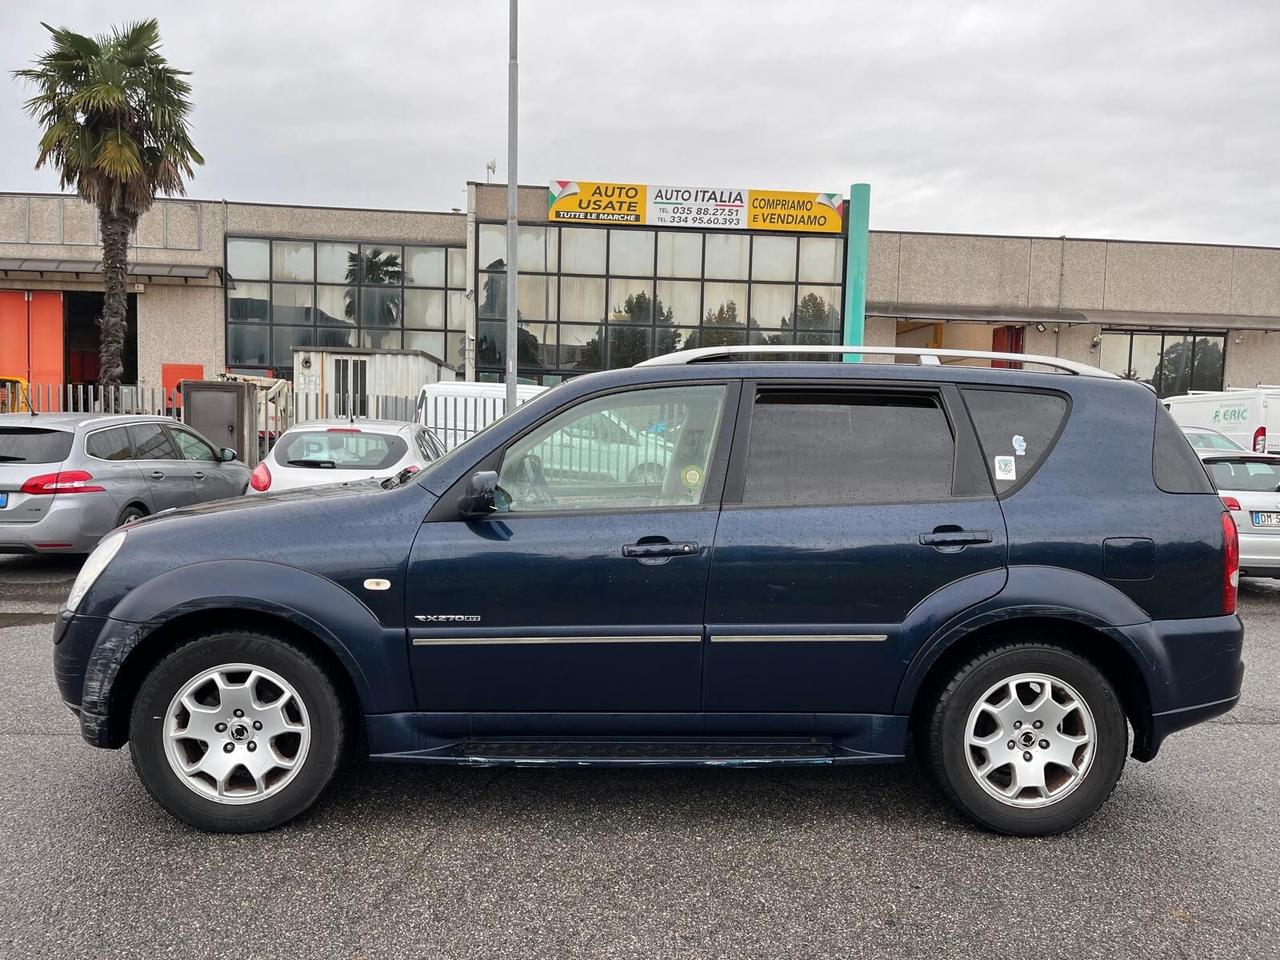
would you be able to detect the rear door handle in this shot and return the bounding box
[919,529,993,547]
[193,471,206,480]
[622,540,699,559]
[149,470,165,480]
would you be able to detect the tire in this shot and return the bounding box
[115,504,148,527]
[129,629,346,833]
[924,643,1127,836]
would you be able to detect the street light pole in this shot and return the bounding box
[504,0,519,409]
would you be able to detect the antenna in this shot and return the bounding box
[485,159,497,183]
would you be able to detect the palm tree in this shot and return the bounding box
[14,20,203,387]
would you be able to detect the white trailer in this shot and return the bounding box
[291,347,456,421]
[1165,387,1280,454]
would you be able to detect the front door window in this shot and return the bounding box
[495,384,727,512]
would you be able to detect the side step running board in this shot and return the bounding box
[454,737,835,765]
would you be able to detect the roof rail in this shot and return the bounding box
[636,344,1119,378]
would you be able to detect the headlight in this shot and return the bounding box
[65,529,128,613]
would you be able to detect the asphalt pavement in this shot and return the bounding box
[0,553,1277,959]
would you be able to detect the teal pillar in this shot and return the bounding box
[842,182,871,361]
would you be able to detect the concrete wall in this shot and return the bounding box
[8,185,1280,390]
[0,193,466,387]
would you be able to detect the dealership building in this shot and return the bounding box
[3,181,1280,399]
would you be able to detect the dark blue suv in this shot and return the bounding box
[52,346,1244,835]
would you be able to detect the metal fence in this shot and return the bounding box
[3,381,181,417]
[10,382,516,456]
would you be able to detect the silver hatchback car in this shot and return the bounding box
[0,413,250,554]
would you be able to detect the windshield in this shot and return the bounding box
[1185,430,1244,451]
[1205,458,1280,492]
[0,426,75,464]
[274,429,406,470]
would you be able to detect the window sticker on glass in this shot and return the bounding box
[1012,435,1027,456]
[994,456,1017,481]
[680,464,704,490]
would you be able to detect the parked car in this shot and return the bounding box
[1,413,248,554]
[415,380,546,450]
[1181,425,1246,452]
[246,419,445,494]
[1200,450,1280,579]
[54,345,1243,836]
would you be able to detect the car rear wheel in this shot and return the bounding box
[924,643,1127,835]
[129,629,346,833]
[115,504,147,527]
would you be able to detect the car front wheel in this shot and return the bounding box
[129,629,346,832]
[924,643,1127,835]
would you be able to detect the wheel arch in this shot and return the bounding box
[82,559,413,749]
[901,613,1155,761]
[104,607,365,750]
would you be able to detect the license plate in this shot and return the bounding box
[0,492,7,508]
[1252,511,1280,527]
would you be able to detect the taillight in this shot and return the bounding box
[249,462,272,492]
[1222,511,1239,614]
[326,427,362,433]
[1222,496,1242,512]
[1253,426,1267,453]
[20,470,105,494]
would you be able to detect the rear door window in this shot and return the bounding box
[0,427,75,464]
[128,423,181,461]
[85,427,133,461]
[961,388,1069,494]
[741,389,955,505]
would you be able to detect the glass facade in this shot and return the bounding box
[474,222,845,382]
[225,237,466,375]
[1097,329,1226,398]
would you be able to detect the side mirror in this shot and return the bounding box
[219,447,238,463]
[458,470,498,517]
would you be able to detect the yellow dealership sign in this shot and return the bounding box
[547,181,646,224]
[549,181,843,233]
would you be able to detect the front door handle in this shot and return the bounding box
[193,471,206,480]
[622,540,699,559]
[149,470,165,480]
[919,528,993,548]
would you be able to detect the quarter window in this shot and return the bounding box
[496,385,727,512]
[962,388,1069,494]
[85,426,132,461]
[741,390,955,505]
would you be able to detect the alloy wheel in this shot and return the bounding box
[162,662,311,805]
[963,672,1096,808]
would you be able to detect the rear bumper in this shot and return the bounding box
[1237,532,1280,576]
[1127,612,1244,760]
[0,496,114,553]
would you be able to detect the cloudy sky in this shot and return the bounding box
[2,1,1277,245]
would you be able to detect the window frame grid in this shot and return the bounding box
[474,220,847,381]
[224,234,466,373]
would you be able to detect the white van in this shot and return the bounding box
[414,381,547,450]
[1165,387,1280,454]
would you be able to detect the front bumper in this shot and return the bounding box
[53,611,140,748]
[1127,612,1245,760]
